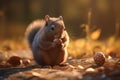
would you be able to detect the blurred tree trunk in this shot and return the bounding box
[114,0,120,37]
[23,0,30,22]
[0,0,11,38]
[90,0,116,39]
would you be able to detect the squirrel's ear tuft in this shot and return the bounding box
[59,16,63,20]
[45,15,50,22]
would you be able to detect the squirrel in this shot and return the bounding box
[25,15,69,66]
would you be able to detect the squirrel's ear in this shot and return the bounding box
[59,16,63,20]
[45,15,50,22]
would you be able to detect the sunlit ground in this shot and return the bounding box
[0,36,120,59]
[68,36,120,58]
[0,36,120,80]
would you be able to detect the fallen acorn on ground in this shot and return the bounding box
[93,52,106,66]
[7,56,22,66]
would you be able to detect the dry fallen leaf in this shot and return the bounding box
[78,65,84,69]
[90,29,101,40]
[85,68,96,72]
[0,51,8,63]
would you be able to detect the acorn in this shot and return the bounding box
[7,56,22,66]
[93,52,106,66]
[53,38,62,45]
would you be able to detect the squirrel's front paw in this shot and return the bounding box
[52,42,64,48]
[53,39,62,45]
[52,39,64,48]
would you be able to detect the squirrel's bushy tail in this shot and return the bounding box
[25,20,45,47]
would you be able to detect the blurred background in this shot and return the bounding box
[0,0,120,39]
[0,0,120,59]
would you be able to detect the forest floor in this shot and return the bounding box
[0,37,120,80]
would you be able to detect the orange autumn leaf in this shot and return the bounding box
[90,29,101,40]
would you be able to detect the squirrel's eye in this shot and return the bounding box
[51,25,55,30]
